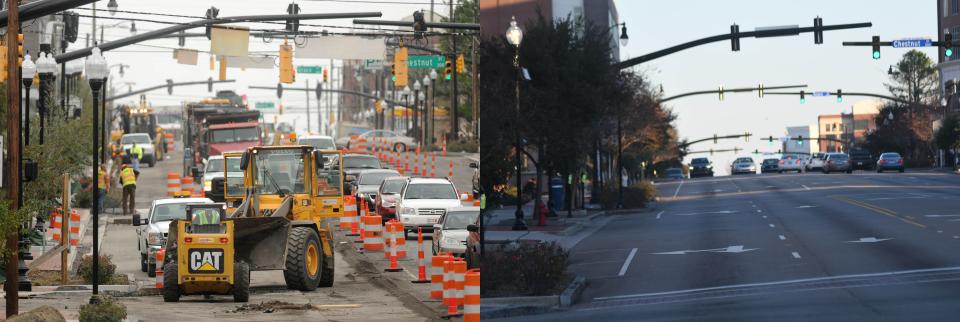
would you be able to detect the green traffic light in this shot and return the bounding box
[872,51,881,59]
[800,98,806,104]
[837,96,843,103]
[947,48,954,57]
[392,75,396,81]
[445,74,451,81]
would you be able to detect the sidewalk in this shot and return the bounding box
[484,202,649,250]
[29,208,93,272]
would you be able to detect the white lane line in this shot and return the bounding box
[618,248,638,276]
[655,211,664,219]
[756,209,762,213]
[792,252,802,259]
[769,224,776,228]
[672,180,684,198]
[802,185,811,190]
[779,235,786,240]
[762,215,768,219]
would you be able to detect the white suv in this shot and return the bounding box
[396,178,464,238]
[133,197,212,277]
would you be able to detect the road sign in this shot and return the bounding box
[891,38,932,48]
[811,91,830,97]
[255,102,275,109]
[364,59,384,69]
[296,65,322,74]
[408,55,446,69]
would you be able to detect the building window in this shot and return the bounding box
[855,120,868,130]
[953,0,959,15]
[951,26,960,61]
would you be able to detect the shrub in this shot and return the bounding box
[598,181,656,209]
[79,294,127,322]
[445,140,478,153]
[77,255,116,284]
[482,241,569,297]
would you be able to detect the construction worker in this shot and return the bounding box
[119,164,140,216]
[97,165,109,213]
[130,142,143,171]
[155,128,166,161]
[191,208,220,225]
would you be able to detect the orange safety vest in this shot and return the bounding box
[121,168,137,187]
[97,169,108,189]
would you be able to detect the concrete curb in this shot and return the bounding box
[559,275,586,307]
[483,295,558,307]
[479,275,586,319]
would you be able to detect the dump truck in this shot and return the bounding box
[183,92,261,178]
[162,203,250,302]
[223,146,343,290]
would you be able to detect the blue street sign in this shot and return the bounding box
[811,91,830,97]
[891,38,932,48]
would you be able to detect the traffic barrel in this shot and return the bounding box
[430,253,451,299]
[166,172,180,196]
[362,215,383,251]
[384,221,403,272]
[411,227,430,283]
[384,221,407,259]
[180,176,194,196]
[356,201,368,244]
[464,269,480,322]
[443,259,461,316]
[430,154,436,177]
[165,133,174,156]
[341,196,358,231]
[448,160,454,178]
[69,210,80,246]
[155,248,165,289]
[50,208,62,241]
[454,259,466,307]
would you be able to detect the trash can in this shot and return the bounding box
[549,176,564,213]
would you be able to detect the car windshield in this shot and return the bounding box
[344,157,381,169]
[224,156,243,197]
[299,137,336,150]
[735,158,753,163]
[205,159,223,173]
[831,154,849,160]
[254,149,309,194]
[404,183,457,199]
[121,135,150,144]
[666,169,682,175]
[359,171,399,185]
[381,180,406,194]
[152,203,194,222]
[691,158,709,164]
[763,159,778,164]
[210,127,259,143]
[443,210,480,230]
[882,153,901,159]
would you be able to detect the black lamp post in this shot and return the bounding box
[18,54,37,292]
[506,17,527,231]
[85,46,108,296]
[37,53,56,145]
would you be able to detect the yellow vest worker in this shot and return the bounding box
[131,144,143,160]
[192,209,219,225]
[121,167,137,187]
[98,168,109,190]
[120,165,140,216]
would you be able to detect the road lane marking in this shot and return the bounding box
[665,185,960,202]
[846,237,892,243]
[769,224,775,228]
[802,185,811,190]
[672,210,737,216]
[925,214,960,218]
[618,248,638,276]
[672,180,684,198]
[791,252,801,259]
[831,196,927,229]
[756,209,762,213]
[762,215,767,219]
[655,211,664,219]
[796,205,817,209]
[778,235,786,240]
[652,245,757,255]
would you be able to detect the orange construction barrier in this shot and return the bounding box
[384,221,407,259]
[341,195,358,231]
[181,176,194,196]
[362,215,383,251]
[166,172,181,196]
[69,210,80,246]
[411,227,430,283]
[155,248,165,289]
[50,208,62,241]
[356,201,367,244]
[431,253,451,299]
[464,269,480,322]
[384,221,403,272]
[165,133,174,156]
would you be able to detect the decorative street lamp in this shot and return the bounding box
[37,53,57,145]
[84,46,108,297]
[21,54,36,147]
[403,85,411,131]
[413,80,421,139]
[429,70,438,150]
[619,22,629,47]
[422,74,431,148]
[107,0,119,16]
[18,54,37,292]
[506,16,527,231]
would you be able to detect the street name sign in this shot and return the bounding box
[296,65,323,74]
[255,102,275,109]
[408,55,446,69]
[811,91,831,97]
[891,38,932,48]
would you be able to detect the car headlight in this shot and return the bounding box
[442,237,460,246]
[203,180,212,191]
[400,207,415,216]
[147,231,163,245]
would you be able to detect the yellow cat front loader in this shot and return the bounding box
[228,146,344,291]
[162,203,249,302]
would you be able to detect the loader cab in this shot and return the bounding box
[313,149,344,216]
[222,152,245,213]
[185,204,227,234]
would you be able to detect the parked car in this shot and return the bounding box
[133,198,213,277]
[778,155,803,173]
[664,168,685,180]
[376,176,409,221]
[689,158,714,177]
[297,135,337,151]
[465,213,481,269]
[120,133,156,167]
[731,157,757,174]
[805,152,827,171]
[761,158,780,173]
[396,178,464,238]
[432,207,480,256]
[849,148,874,170]
[876,152,905,173]
[336,129,418,152]
[823,153,853,173]
[353,169,401,210]
[339,154,383,193]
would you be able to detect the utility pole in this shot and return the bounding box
[472,39,479,139]
[5,0,20,315]
[305,78,311,133]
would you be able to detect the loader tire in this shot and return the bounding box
[162,262,180,302]
[283,227,321,291]
[318,242,335,288]
[233,262,250,302]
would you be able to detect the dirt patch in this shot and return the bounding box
[28,270,129,286]
[227,300,316,314]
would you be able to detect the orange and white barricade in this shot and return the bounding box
[165,133,174,155]
[411,227,430,283]
[49,208,62,241]
[166,172,181,196]
[384,221,407,259]
[69,210,80,246]
[431,253,452,299]
[362,215,383,251]
[448,160,454,178]
[181,176,194,196]
[464,269,480,322]
[341,196,358,231]
[155,248,165,289]
[384,221,403,272]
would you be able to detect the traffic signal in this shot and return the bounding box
[798,135,804,145]
[758,83,764,98]
[713,134,718,144]
[315,81,322,99]
[286,3,301,33]
[456,54,465,73]
[390,64,396,81]
[323,68,328,82]
[768,136,774,145]
[279,103,284,115]
[207,77,213,92]
[276,82,283,98]
[813,17,823,44]
[63,12,79,43]
[178,30,185,47]
[945,33,954,58]
[836,89,842,103]
[279,40,295,84]
[730,24,740,51]
[394,46,409,86]
[17,33,23,66]
[166,79,173,95]
[444,58,453,81]
[718,86,724,101]
[219,56,227,81]
[872,36,880,59]
[800,90,806,104]
[204,6,219,40]
[0,45,7,82]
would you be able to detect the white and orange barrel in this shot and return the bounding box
[464,269,480,322]
[166,172,180,196]
[362,215,383,251]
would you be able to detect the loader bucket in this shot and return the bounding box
[229,216,291,271]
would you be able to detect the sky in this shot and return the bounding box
[73,0,456,135]
[615,0,938,174]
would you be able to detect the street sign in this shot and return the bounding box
[364,59,384,69]
[891,38,932,48]
[255,102,275,109]
[408,55,446,69]
[296,65,323,74]
[811,91,830,97]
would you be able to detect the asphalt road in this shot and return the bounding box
[494,170,960,321]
